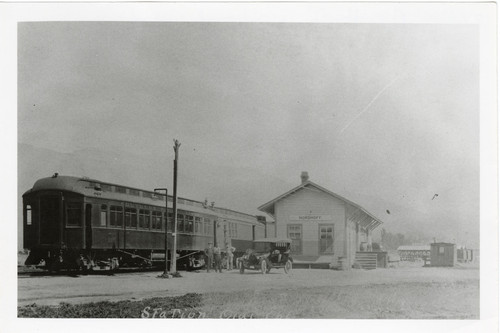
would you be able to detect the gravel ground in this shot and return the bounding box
[18,263,479,307]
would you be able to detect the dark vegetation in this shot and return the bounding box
[18,293,202,318]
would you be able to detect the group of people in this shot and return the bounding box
[204,242,236,273]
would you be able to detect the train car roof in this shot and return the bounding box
[24,175,264,224]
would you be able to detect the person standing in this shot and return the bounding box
[205,242,214,272]
[213,243,222,273]
[225,243,236,271]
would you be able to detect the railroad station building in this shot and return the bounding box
[258,172,383,269]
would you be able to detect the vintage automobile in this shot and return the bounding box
[237,238,293,274]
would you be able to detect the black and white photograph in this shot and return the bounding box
[1,2,498,332]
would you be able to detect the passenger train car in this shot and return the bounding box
[22,174,267,271]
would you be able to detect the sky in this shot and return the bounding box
[17,22,480,247]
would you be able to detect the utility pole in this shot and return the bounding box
[154,188,168,275]
[171,139,181,273]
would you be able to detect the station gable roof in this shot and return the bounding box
[258,180,383,231]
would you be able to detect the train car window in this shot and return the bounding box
[101,184,112,192]
[165,212,173,231]
[186,215,194,233]
[152,211,162,230]
[177,214,184,232]
[125,208,137,228]
[129,189,140,196]
[139,209,150,229]
[153,193,165,201]
[178,199,185,204]
[110,206,123,227]
[229,222,238,238]
[26,205,32,225]
[151,211,157,229]
[203,218,211,235]
[67,203,82,226]
[100,205,107,226]
[142,192,152,198]
[115,186,127,194]
[195,217,201,234]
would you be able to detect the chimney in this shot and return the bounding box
[301,171,309,184]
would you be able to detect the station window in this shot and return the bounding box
[66,203,82,226]
[319,225,334,254]
[110,206,123,227]
[287,224,302,254]
[100,205,107,226]
[439,246,445,255]
[139,209,150,229]
[152,211,162,230]
[26,205,32,225]
[125,208,137,228]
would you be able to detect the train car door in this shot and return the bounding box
[39,195,61,245]
[85,204,92,250]
[213,219,217,246]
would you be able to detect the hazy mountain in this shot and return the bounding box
[18,142,477,250]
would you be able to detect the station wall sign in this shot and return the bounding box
[289,215,332,221]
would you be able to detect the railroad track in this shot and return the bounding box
[17,266,166,277]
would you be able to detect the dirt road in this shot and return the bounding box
[18,264,479,307]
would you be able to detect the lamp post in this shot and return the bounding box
[171,139,181,273]
[154,188,168,275]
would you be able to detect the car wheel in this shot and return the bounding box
[260,259,267,274]
[284,260,292,274]
[265,259,271,273]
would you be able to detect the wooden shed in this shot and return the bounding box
[430,242,456,267]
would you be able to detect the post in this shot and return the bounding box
[123,202,126,251]
[154,188,168,275]
[171,139,181,273]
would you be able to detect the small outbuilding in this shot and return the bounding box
[430,242,456,267]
